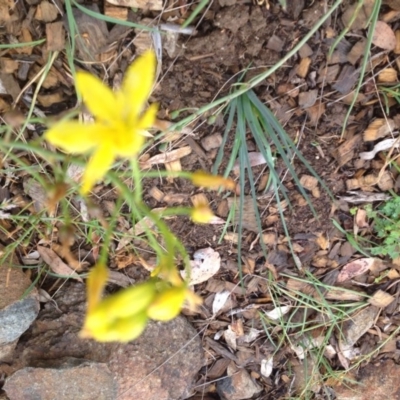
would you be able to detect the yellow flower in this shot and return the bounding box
[147,283,203,321]
[191,170,236,191]
[45,50,158,194]
[150,255,183,286]
[190,202,216,224]
[81,262,157,342]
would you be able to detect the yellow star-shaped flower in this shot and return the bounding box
[45,50,157,194]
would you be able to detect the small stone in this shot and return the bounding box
[4,362,116,400]
[217,369,262,400]
[299,174,318,191]
[0,259,40,351]
[201,133,223,151]
[298,90,318,108]
[266,35,284,52]
[298,43,313,58]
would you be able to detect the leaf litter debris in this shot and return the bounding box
[4,0,400,398]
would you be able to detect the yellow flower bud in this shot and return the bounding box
[190,203,215,224]
[80,311,148,342]
[84,281,157,334]
[86,263,109,312]
[147,286,186,321]
[191,170,235,191]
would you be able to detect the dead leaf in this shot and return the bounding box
[264,305,291,320]
[369,289,395,307]
[37,246,82,282]
[140,146,192,169]
[337,258,376,283]
[372,21,396,50]
[260,356,274,378]
[212,290,231,315]
[181,247,221,286]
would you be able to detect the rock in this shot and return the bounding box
[201,133,223,152]
[4,282,203,400]
[333,359,400,400]
[0,258,40,360]
[4,362,116,400]
[217,368,262,400]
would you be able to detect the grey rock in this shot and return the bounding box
[0,260,40,351]
[217,369,262,400]
[5,282,203,400]
[4,361,116,400]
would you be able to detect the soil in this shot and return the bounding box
[2,0,400,398]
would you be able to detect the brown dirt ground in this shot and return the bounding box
[3,0,400,399]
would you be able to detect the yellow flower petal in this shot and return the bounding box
[190,203,216,224]
[137,102,158,130]
[113,127,146,157]
[80,311,148,342]
[45,121,105,153]
[86,263,108,313]
[122,50,156,120]
[75,71,120,123]
[151,256,183,286]
[81,145,116,194]
[86,281,156,328]
[147,286,186,321]
[191,171,236,191]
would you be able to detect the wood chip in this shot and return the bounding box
[227,196,259,232]
[0,58,18,74]
[378,67,398,83]
[18,28,33,55]
[363,118,396,141]
[341,2,373,30]
[369,290,395,308]
[66,5,108,61]
[394,29,400,54]
[0,72,21,101]
[347,38,367,65]
[333,65,360,94]
[207,358,230,379]
[340,306,379,348]
[104,2,128,20]
[266,35,284,52]
[318,64,339,84]
[298,89,317,108]
[35,0,59,22]
[37,92,64,107]
[306,103,325,125]
[106,0,163,11]
[378,170,394,191]
[148,186,165,202]
[325,289,365,301]
[297,57,311,78]
[191,193,209,207]
[334,134,362,167]
[299,175,318,191]
[262,232,277,245]
[46,21,65,51]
